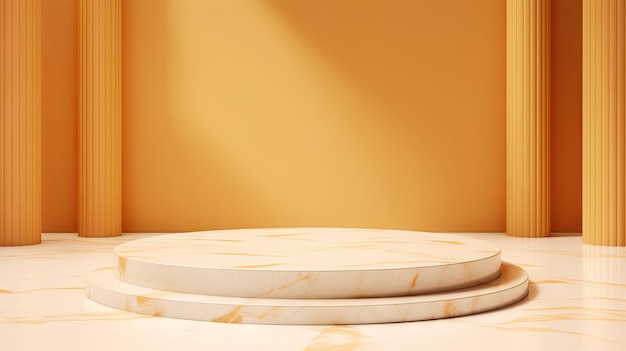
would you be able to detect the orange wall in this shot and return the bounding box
[41,0,582,233]
[551,0,582,233]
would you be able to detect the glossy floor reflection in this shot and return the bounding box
[1,232,625,350]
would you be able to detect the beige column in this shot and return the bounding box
[583,0,626,246]
[79,0,122,237]
[506,0,551,237]
[0,0,42,246]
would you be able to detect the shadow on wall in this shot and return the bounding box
[42,0,78,232]
[122,0,507,233]
[123,1,271,232]
[264,0,582,234]
[550,0,582,233]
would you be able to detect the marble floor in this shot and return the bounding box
[1,232,625,350]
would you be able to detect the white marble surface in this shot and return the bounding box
[1,232,625,350]
[86,263,527,324]
[113,228,502,298]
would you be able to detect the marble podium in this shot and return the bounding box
[85,228,529,324]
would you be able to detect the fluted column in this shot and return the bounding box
[79,0,122,237]
[506,0,551,237]
[583,0,626,246]
[0,0,42,246]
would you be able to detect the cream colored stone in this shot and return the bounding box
[112,228,501,298]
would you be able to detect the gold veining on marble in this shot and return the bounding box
[535,278,626,289]
[574,297,626,303]
[485,325,616,343]
[304,326,366,351]
[135,295,152,305]
[211,306,244,323]
[0,311,154,324]
[135,295,164,317]
[515,307,626,322]
[429,240,466,246]
[91,266,114,272]
[117,256,127,278]
[534,279,568,285]
[0,287,83,294]
[444,301,458,317]
[256,306,280,321]
[409,271,420,289]
[256,272,313,297]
